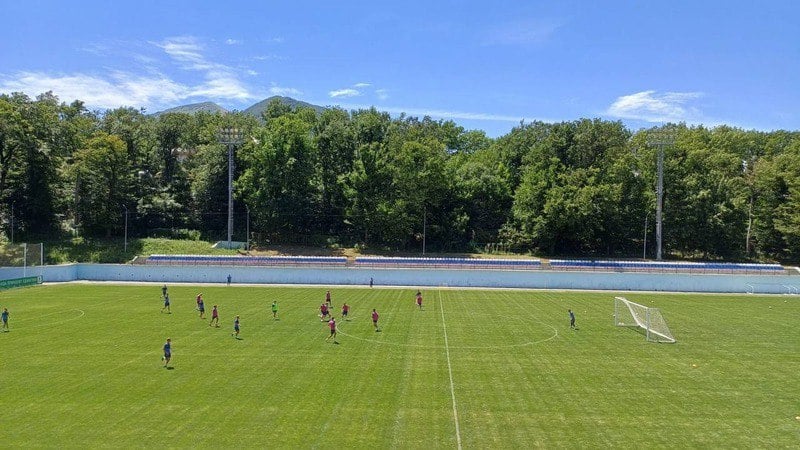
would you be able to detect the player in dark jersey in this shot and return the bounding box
[161,294,171,314]
[162,338,172,368]
[198,298,206,319]
[232,315,240,338]
[1,307,9,332]
[569,309,576,329]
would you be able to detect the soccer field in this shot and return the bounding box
[1,283,798,448]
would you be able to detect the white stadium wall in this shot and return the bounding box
[1,263,799,294]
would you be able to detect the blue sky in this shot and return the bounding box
[1,0,797,137]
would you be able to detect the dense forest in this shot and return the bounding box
[1,91,799,261]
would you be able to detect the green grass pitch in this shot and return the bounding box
[0,283,798,447]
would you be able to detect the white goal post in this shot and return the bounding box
[614,296,676,343]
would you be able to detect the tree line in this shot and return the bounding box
[1,91,799,261]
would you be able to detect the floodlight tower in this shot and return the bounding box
[647,129,674,260]
[218,127,244,249]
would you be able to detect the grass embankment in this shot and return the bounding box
[36,238,522,264]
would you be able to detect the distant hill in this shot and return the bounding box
[243,96,327,119]
[152,101,227,116]
[151,97,326,119]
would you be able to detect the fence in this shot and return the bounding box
[0,243,44,272]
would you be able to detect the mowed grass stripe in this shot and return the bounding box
[0,284,798,447]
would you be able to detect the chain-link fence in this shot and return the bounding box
[0,243,44,268]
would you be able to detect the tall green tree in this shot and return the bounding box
[72,133,132,237]
[238,112,319,240]
[505,119,632,255]
[450,147,513,244]
[313,108,355,235]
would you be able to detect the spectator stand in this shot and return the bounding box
[549,259,786,275]
[146,254,348,267]
[354,256,542,270]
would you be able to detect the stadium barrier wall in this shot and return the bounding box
[1,263,799,294]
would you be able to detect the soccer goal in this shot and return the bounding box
[614,296,676,343]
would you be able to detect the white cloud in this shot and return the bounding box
[375,89,389,100]
[0,36,259,110]
[225,39,243,45]
[190,76,253,100]
[0,71,188,108]
[353,82,371,88]
[331,102,545,123]
[269,84,302,96]
[246,70,258,76]
[329,88,361,98]
[606,90,704,122]
[382,106,530,122]
[485,18,563,45]
[153,36,255,100]
[156,36,208,69]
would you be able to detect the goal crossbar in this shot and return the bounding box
[614,296,676,343]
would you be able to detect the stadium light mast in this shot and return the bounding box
[647,128,674,261]
[218,127,244,249]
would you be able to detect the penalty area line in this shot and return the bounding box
[438,289,463,450]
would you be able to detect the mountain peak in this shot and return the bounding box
[243,96,326,118]
[151,97,326,118]
[152,101,227,116]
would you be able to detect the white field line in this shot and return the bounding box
[438,290,463,450]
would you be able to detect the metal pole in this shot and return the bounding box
[227,143,234,249]
[643,214,648,259]
[123,205,128,253]
[422,208,426,255]
[656,146,664,260]
[246,207,250,251]
[647,129,672,261]
[10,203,13,244]
[219,127,243,250]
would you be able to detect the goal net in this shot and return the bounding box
[614,296,676,343]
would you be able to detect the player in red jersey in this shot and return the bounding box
[416,291,423,310]
[371,309,379,331]
[341,302,350,320]
[320,303,330,321]
[209,305,220,327]
[326,317,338,343]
